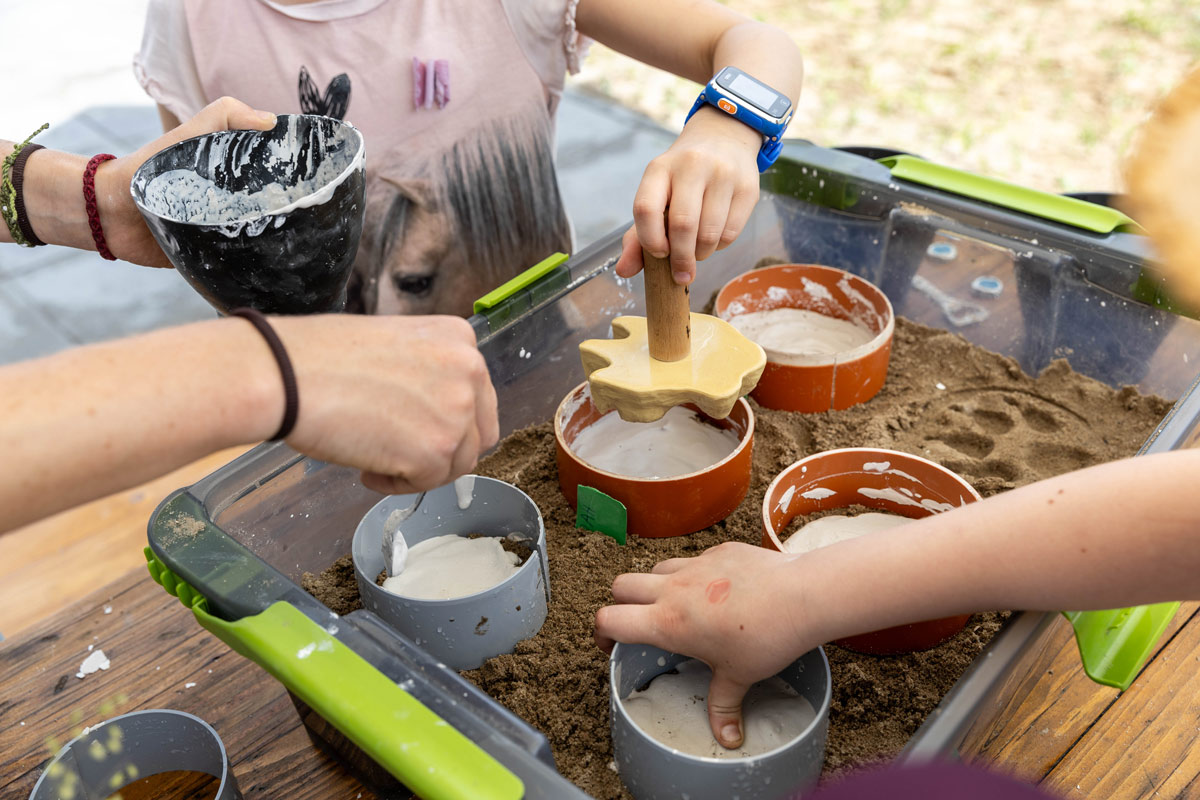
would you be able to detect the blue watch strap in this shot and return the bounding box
[757,139,784,173]
[684,92,707,126]
[683,87,785,173]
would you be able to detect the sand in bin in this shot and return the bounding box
[303,317,1170,799]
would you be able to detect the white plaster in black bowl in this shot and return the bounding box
[131,114,365,314]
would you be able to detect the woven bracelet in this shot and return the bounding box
[230,307,300,441]
[83,154,117,260]
[12,144,46,246]
[1,123,49,246]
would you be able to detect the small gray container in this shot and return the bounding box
[611,643,831,800]
[351,476,550,670]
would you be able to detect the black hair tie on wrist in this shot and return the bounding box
[230,307,299,441]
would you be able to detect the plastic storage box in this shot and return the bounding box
[147,141,1200,798]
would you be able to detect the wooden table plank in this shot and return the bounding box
[0,566,371,799]
[964,604,1200,781]
[1039,605,1200,798]
[0,446,249,640]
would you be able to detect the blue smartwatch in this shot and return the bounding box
[684,66,793,172]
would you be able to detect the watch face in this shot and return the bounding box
[717,68,788,118]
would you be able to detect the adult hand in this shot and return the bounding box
[269,313,499,493]
[614,106,761,286]
[595,542,815,750]
[100,97,278,267]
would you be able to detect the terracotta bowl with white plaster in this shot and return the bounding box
[761,448,981,655]
[554,382,754,538]
[714,264,894,412]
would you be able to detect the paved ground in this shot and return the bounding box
[0,92,673,365]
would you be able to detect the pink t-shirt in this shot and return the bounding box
[136,0,587,316]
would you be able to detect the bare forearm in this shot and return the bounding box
[0,139,131,253]
[710,21,803,107]
[799,451,1200,645]
[0,318,280,532]
[578,0,803,102]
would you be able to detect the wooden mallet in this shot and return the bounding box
[579,249,766,423]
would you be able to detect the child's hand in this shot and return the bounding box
[595,541,816,749]
[615,107,762,286]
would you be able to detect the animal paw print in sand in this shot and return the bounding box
[907,389,1104,494]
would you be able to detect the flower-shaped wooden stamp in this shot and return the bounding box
[579,251,766,423]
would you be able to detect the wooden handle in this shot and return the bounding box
[643,249,691,362]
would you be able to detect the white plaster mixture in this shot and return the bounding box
[381,534,520,600]
[782,512,913,555]
[454,475,476,509]
[140,116,361,227]
[624,658,816,759]
[728,307,875,365]
[569,406,740,479]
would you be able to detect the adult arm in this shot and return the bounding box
[595,448,1200,748]
[576,0,804,283]
[0,313,498,534]
[1,97,276,266]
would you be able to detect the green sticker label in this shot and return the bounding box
[576,486,628,545]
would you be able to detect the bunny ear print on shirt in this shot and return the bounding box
[297,65,352,120]
[412,58,450,110]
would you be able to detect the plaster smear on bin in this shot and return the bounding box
[727,308,874,366]
[801,277,835,303]
[381,534,519,600]
[776,485,797,515]
[140,116,362,232]
[624,658,816,759]
[570,406,740,479]
[859,486,956,513]
[801,487,836,500]
[782,512,913,555]
[837,276,886,329]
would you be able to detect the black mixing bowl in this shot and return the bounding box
[131,114,365,314]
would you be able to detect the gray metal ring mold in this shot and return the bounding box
[352,475,550,670]
[29,708,240,800]
[610,643,831,800]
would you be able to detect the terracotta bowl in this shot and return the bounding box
[761,448,981,655]
[714,264,894,412]
[555,382,754,538]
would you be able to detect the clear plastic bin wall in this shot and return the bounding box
[179,141,1200,761]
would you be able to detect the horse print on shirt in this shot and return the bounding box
[350,110,572,317]
[298,66,351,119]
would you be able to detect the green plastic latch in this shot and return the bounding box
[1063,602,1180,691]
[575,486,628,545]
[474,252,569,314]
[880,155,1139,235]
[144,549,523,800]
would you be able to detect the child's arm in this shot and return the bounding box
[577,0,804,284]
[157,105,182,133]
[595,448,1200,749]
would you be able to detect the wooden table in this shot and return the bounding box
[0,566,373,799]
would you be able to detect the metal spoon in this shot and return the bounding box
[381,491,425,578]
[911,275,989,327]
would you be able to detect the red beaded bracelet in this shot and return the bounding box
[83,154,117,261]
